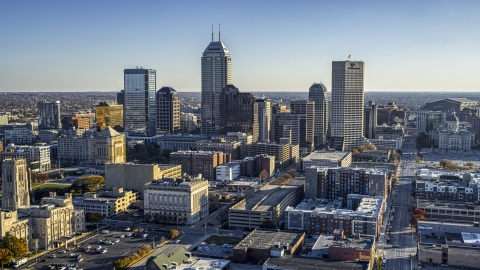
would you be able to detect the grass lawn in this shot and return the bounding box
[204,235,242,246]
[33,183,71,190]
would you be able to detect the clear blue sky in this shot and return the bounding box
[1,1,479,92]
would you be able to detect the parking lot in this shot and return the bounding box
[31,228,168,270]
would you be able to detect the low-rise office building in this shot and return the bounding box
[229,183,304,229]
[170,150,229,180]
[329,235,376,262]
[216,162,241,181]
[105,163,182,193]
[143,177,209,226]
[73,187,138,217]
[302,151,352,169]
[233,229,305,264]
[417,199,480,222]
[196,139,242,160]
[245,142,298,169]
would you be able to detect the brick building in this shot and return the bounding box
[170,150,230,180]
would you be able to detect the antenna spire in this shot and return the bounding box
[219,24,221,41]
[211,24,214,42]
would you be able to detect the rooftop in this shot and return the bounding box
[303,151,351,163]
[231,185,300,212]
[417,199,480,210]
[330,237,374,250]
[234,229,304,250]
[264,256,369,270]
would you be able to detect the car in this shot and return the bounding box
[228,233,234,236]
[115,239,120,243]
[68,254,77,258]
[76,258,83,262]
[205,247,209,250]
[126,233,132,237]
[175,240,180,243]
[125,227,131,231]
[48,254,56,258]
[120,234,125,238]
[58,250,67,254]
[198,247,202,251]
[133,214,140,217]
[142,234,148,238]
[210,243,216,246]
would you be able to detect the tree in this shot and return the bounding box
[0,236,28,261]
[0,248,13,270]
[258,170,269,181]
[366,144,377,150]
[352,149,360,154]
[169,229,180,239]
[415,132,431,151]
[410,208,427,227]
[466,162,474,167]
[286,168,297,177]
[357,145,366,153]
[31,172,49,182]
[86,212,105,233]
[70,175,105,194]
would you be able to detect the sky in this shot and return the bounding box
[1,1,479,92]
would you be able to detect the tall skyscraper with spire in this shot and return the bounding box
[308,83,328,147]
[201,27,232,135]
[330,61,365,150]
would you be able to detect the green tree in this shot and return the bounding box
[0,248,13,270]
[70,175,105,194]
[415,132,431,151]
[169,229,180,239]
[0,236,28,261]
[86,212,105,233]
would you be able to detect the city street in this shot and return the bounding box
[380,136,417,270]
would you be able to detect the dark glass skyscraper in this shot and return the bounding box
[308,83,328,147]
[123,68,156,136]
[37,100,61,129]
[219,84,258,140]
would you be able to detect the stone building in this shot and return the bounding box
[143,177,209,226]
[170,150,229,180]
[93,126,126,164]
[2,158,30,211]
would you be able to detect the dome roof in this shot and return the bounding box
[157,87,177,95]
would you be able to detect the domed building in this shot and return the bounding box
[436,112,474,150]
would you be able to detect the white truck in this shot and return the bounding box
[13,258,27,268]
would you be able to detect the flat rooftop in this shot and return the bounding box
[293,198,343,212]
[231,185,300,212]
[235,230,304,250]
[176,258,230,270]
[303,151,350,162]
[417,199,480,210]
[265,256,369,270]
[309,234,334,258]
[330,237,374,250]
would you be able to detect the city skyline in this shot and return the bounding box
[1,1,479,92]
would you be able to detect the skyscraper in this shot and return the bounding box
[330,61,365,150]
[201,32,232,135]
[291,100,315,153]
[308,83,328,147]
[364,100,377,139]
[2,158,30,210]
[96,102,124,132]
[123,68,156,136]
[156,87,180,134]
[219,84,258,140]
[37,100,61,129]
[256,99,271,142]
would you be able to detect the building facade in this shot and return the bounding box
[308,83,329,147]
[2,159,30,211]
[95,102,124,132]
[201,35,232,135]
[144,178,209,225]
[219,84,258,140]
[37,100,61,129]
[170,150,228,180]
[156,87,180,134]
[57,133,94,163]
[124,68,157,136]
[256,99,271,142]
[93,126,126,164]
[364,101,377,139]
[290,100,315,153]
[330,61,365,150]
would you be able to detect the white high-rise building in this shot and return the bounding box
[201,32,232,135]
[308,83,328,147]
[124,68,157,136]
[331,61,365,150]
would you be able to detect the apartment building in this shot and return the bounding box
[170,150,229,180]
